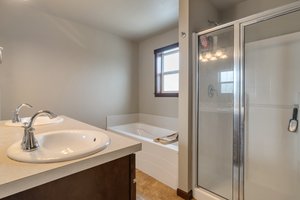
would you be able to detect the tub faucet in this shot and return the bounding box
[22,110,57,151]
[12,103,33,123]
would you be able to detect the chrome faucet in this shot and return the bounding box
[12,103,33,123]
[21,110,57,151]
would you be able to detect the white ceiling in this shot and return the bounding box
[3,0,246,41]
[28,0,179,41]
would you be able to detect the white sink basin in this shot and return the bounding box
[5,116,64,127]
[7,129,110,163]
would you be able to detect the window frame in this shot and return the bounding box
[219,70,234,94]
[154,43,179,97]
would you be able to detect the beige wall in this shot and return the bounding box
[178,0,219,193]
[0,2,138,128]
[138,28,179,118]
[221,0,298,23]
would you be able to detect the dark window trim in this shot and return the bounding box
[154,43,179,54]
[154,43,179,98]
[155,93,179,97]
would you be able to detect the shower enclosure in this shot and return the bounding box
[193,2,300,200]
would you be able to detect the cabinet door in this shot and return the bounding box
[3,154,136,200]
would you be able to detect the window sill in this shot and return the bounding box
[154,93,178,97]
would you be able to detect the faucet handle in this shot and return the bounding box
[12,103,33,123]
[16,103,33,112]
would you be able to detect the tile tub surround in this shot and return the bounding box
[0,116,141,199]
[107,113,178,131]
[107,113,139,128]
[107,114,178,190]
[108,122,178,190]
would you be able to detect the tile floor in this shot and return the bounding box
[136,170,184,200]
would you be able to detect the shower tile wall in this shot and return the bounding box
[245,31,300,200]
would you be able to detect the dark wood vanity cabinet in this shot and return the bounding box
[3,154,136,200]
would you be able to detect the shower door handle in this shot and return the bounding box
[288,105,298,133]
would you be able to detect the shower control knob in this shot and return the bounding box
[288,106,298,133]
[288,119,298,132]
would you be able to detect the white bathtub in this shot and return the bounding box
[108,123,178,189]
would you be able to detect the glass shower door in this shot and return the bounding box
[243,10,300,200]
[197,26,234,200]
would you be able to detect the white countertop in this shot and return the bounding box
[0,116,141,198]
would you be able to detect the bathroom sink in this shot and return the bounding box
[5,116,64,127]
[7,129,110,163]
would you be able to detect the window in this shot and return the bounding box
[219,70,234,94]
[154,43,179,97]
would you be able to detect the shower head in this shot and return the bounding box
[208,20,220,26]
